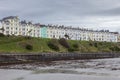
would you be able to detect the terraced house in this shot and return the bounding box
[0,16,119,42]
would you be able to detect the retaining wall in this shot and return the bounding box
[0,53,120,64]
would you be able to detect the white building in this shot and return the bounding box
[0,16,41,37]
[0,16,119,42]
[118,34,120,42]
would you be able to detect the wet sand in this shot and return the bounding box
[1,58,120,80]
[0,69,120,80]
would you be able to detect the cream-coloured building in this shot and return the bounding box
[0,16,119,42]
[0,16,40,37]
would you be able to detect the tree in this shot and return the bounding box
[64,34,70,39]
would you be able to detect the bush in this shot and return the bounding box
[6,34,10,37]
[25,36,32,39]
[110,46,120,52]
[68,48,75,52]
[94,42,98,47]
[59,38,70,48]
[79,46,89,52]
[19,41,33,50]
[89,43,93,46]
[0,33,5,37]
[48,42,59,51]
[48,39,60,51]
[99,42,103,46]
[115,46,120,51]
[73,43,79,48]
[25,44,33,50]
[71,43,80,51]
[101,48,111,52]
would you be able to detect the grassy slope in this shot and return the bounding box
[0,36,119,53]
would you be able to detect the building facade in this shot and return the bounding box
[41,25,47,38]
[0,16,119,42]
[118,34,120,42]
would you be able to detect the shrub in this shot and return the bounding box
[94,42,98,47]
[48,39,60,51]
[0,33,5,37]
[71,43,79,51]
[110,46,120,52]
[48,42,59,51]
[59,38,70,48]
[79,46,88,52]
[25,36,32,39]
[73,43,79,48]
[101,48,111,52]
[89,43,93,46]
[89,41,94,46]
[99,42,103,46]
[68,48,75,52]
[115,46,120,51]
[25,44,33,50]
[19,42,33,50]
[6,34,10,37]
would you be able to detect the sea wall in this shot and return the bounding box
[0,53,120,64]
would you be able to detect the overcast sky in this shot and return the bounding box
[0,0,120,32]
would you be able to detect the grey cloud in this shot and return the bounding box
[95,7,120,16]
[0,0,120,32]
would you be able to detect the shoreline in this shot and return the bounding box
[1,58,120,80]
[0,52,120,65]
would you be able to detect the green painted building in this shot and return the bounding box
[41,25,47,38]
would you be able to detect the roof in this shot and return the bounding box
[2,16,18,21]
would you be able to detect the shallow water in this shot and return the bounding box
[1,58,120,80]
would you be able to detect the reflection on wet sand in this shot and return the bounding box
[1,58,120,80]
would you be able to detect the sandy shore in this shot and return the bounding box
[1,58,120,80]
[0,69,120,80]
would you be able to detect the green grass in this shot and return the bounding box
[0,36,120,53]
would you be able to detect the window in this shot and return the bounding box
[6,31,9,34]
[6,22,9,25]
[6,27,9,29]
[37,30,39,32]
[22,32,25,35]
[22,28,25,31]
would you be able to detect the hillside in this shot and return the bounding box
[0,36,120,53]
